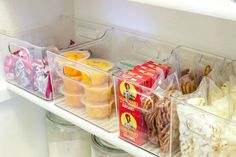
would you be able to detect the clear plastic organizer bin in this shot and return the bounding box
[175,97,236,157]
[172,46,235,117]
[172,47,236,157]
[0,16,111,100]
[47,29,177,132]
[113,72,180,157]
[171,46,226,95]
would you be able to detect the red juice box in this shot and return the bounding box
[134,69,156,87]
[120,71,152,88]
[143,61,171,78]
[133,66,161,87]
[120,71,138,79]
[141,62,165,77]
[134,65,157,74]
[144,63,156,69]
[156,64,171,77]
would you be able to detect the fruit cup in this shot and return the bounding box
[81,59,114,86]
[84,82,113,103]
[63,75,84,94]
[82,98,114,119]
[61,87,85,108]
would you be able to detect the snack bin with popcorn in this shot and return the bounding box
[47,29,177,133]
[175,96,236,157]
[172,46,236,157]
[0,16,111,100]
[113,69,180,157]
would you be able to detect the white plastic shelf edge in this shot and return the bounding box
[129,0,236,21]
[0,80,14,103]
[5,81,163,157]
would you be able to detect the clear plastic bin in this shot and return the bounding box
[47,29,177,132]
[176,97,236,157]
[113,73,180,157]
[172,47,236,157]
[1,16,111,100]
[171,46,226,95]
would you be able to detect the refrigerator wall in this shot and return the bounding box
[1,0,235,59]
[0,97,48,157]
[74,0,236,59]
[0,0,73,34]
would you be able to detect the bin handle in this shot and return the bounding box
[8,42,32,61]
[186,119,204,136]
[185,119,220,140]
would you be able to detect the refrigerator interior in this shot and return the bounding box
[0,96,48,157]
[0,0,236,157]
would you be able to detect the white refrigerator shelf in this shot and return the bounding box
[0,80,14,103]
[4,81,180,157]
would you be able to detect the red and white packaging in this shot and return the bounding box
[118,61,172,146]
[143,61,171,78]
[118,73,149,145]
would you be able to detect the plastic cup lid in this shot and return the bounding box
[63,50,91,61]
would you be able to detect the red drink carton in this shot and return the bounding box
[134,65,157,74]
[156,64,171,77]
[121,71,152,88]
[133,68,156,87]
[143,61,171,78]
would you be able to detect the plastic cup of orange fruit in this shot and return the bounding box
[81,98,114,119]
[60,51,90,94]
[63,50,90,62]
[56,50,90,68]
[63,76,84,94]
[63,50,90,76]
[84,83,113,103]
[61,87,85,108]
[80,59,114,86]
